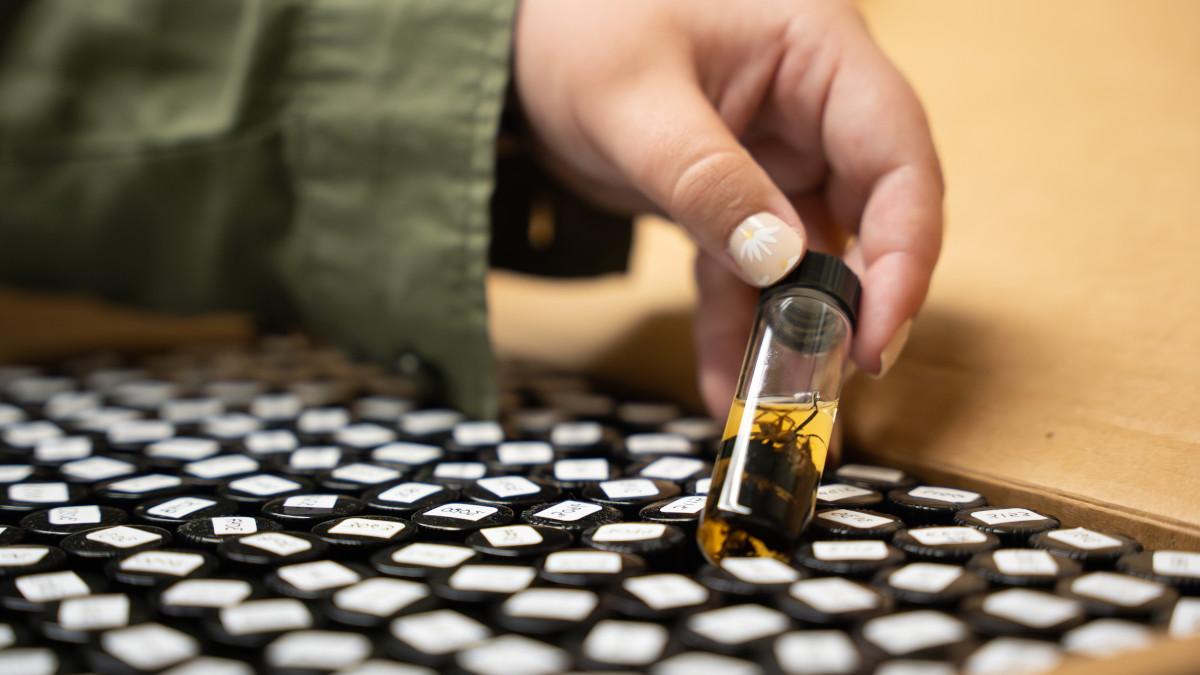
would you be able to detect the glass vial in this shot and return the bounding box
[698,252,861,563]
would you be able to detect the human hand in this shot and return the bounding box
[515,0,943,417]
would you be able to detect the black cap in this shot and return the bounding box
[761,252,862,328]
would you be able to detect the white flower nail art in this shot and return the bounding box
[726,213,805,288]
[735,221,781,263]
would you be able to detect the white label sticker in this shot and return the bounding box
[503,588,598,621]
[1153,550,1200,578]
[47,505,102,526]
[534,500,603,522]
[266,631,373,671]
[863,611,968,656]
[480,525,543,548]
[390,543,474,568]
[658,495,708,514]
[107,420,173,445]
[448,565,537,593]
[34,437,92,462]
[58,594,130,631]
[287,447,341,470]
[146,438,219,461]
[251,394,302,420]
[907,486,981,504]
[838,464,905,484]
[1064,619,1154,658]
[160,398,223,423]
[624,433,692,456]
[1045,527,1124,551]
[15,570,91,602]
[817,484,875,502]
[970,507,1051,525]
[221,599,311,636]
[333,578,429,617]
[1168,597,1200,638]
[720,557,801,585]
[210,516,258,535]
[277,560,360,592]
[59,456,134,482]
[550,421,603,447]
[334,424,396,448]
[790,577,880,613]
[965,638,1062,675]
[106,474,181,494]
[4,421,63,448]
[475,476,541,498]
[639,457,706,481]
[44,392,100,420]
[623,574,708,610]
[375,482,442,504]
[983,589,1081,628]
[553,458,610,481]
[201,413,261,439]
[331,463,401,485]
[432,462,487,480]
[327,518,406,540]
[812,540,889,561]
[817,509,893,529]
[297,408,350,434]
[993,549,1059,576]
[283,494,339,510]
[592,522,667,542]
[0,648,58,675]
[244,431,298,455]
[9,482,69,503]
[146,496,216,519]
[544,550,622,574]
[101,623,197,671]
[688,604,790,645]
[390,610,489,655]
[0,465,35,482]
[452,421,504,446]
[85,526,162,549]
[599,479,659,499]
[119,551,206,577]
[185,454,258,479]
[399,409,464,436]
[583,620,668,666]
[353,395,413,421]
[774,630,860,674]
[163,579,252,608]
[422,503,497,522]
[1071,572,1165,607]
[887,563,964,593]
[228,474,301,496]
[0,547,51,566]
[373,443,442,466]
[908,526,989,546]
[241,532,312,557]
[496,442,553,465]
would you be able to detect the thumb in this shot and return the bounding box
[587,77,806,287]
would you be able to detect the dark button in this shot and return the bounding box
[176,515,282,549]
[19,505,128,543]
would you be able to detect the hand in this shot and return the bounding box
[515,0,944,417]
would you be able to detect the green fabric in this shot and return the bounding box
[0,0,517,418]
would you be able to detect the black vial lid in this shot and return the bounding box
[967,548,1082,588]
[443,420,506,456]
[369,541,479,579]
[0,544,67,577]
[260,493,365,527]
[411,502,514,539]
[678,602,793,655]
[311,515,415,553]
[874,562,988,607]
[384,608,492,668]
[265,559,369,600]
[1056,571,1179,618]
[542,457,619,490]
[418,461,493,489]
[662,417,722,455]
[316,462,404,493]
[429,562,539,604]
[487,440,556,472]
[961,588,1087,638]
[132,494,237,526]
[0,481,88,522]
[206,597,315,648]
[0,524,25,545]
[794,540,905,578]
[58,456,139,486]
[581,478,680,517]
[638,495,708,529]
[620,432,697,460]
[493,587,604,635]
[363,481,457,516]
[463,476,561,508]
[269,445,347,478]
[332,422,398,451]
[811,508,903,540]
[615,402,682,435]
[217,531,329,569]
[858,610,975,660]
[156,577,259,619]
[953,506,1060,545]
[323,576,437,628]
[580,522,687,562]
[760,251,862,328]
[769,628,870,675]
[548,421,614,456]
[608,572,715,620]
[892,526,1001,563]
[93,473,189,505]
[396,408,465,444]
[777,576,892,625]
[629,456,711,485]
[888,485,988,524]
[1029,527,1141,568]
[60,525,171,563]
[834,463,916,491]
[181,453,260,487]
[175,515,282,549]
[0,568,106,613]
[38,592,150,645]
[522,500,622,534]
[816,483,885,510]
[106,548,219,588]
[216,473,311,511]
[698,557,806,598]
[537,549,646,588]
[370,442,444,471]
[18,505,128,543]
[573,618,672,670]
[464,524,572,558]
[1117,550,1200,594]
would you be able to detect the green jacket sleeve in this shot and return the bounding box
[0,0,517,418]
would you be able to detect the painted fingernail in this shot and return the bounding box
[727,212,805,287]
[872,319,913,379]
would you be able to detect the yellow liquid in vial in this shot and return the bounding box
[698,396,836,563]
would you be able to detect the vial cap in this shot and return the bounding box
[760,251,862,328]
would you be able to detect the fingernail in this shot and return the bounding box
[872,319,913,379]
[727,212,805,287]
